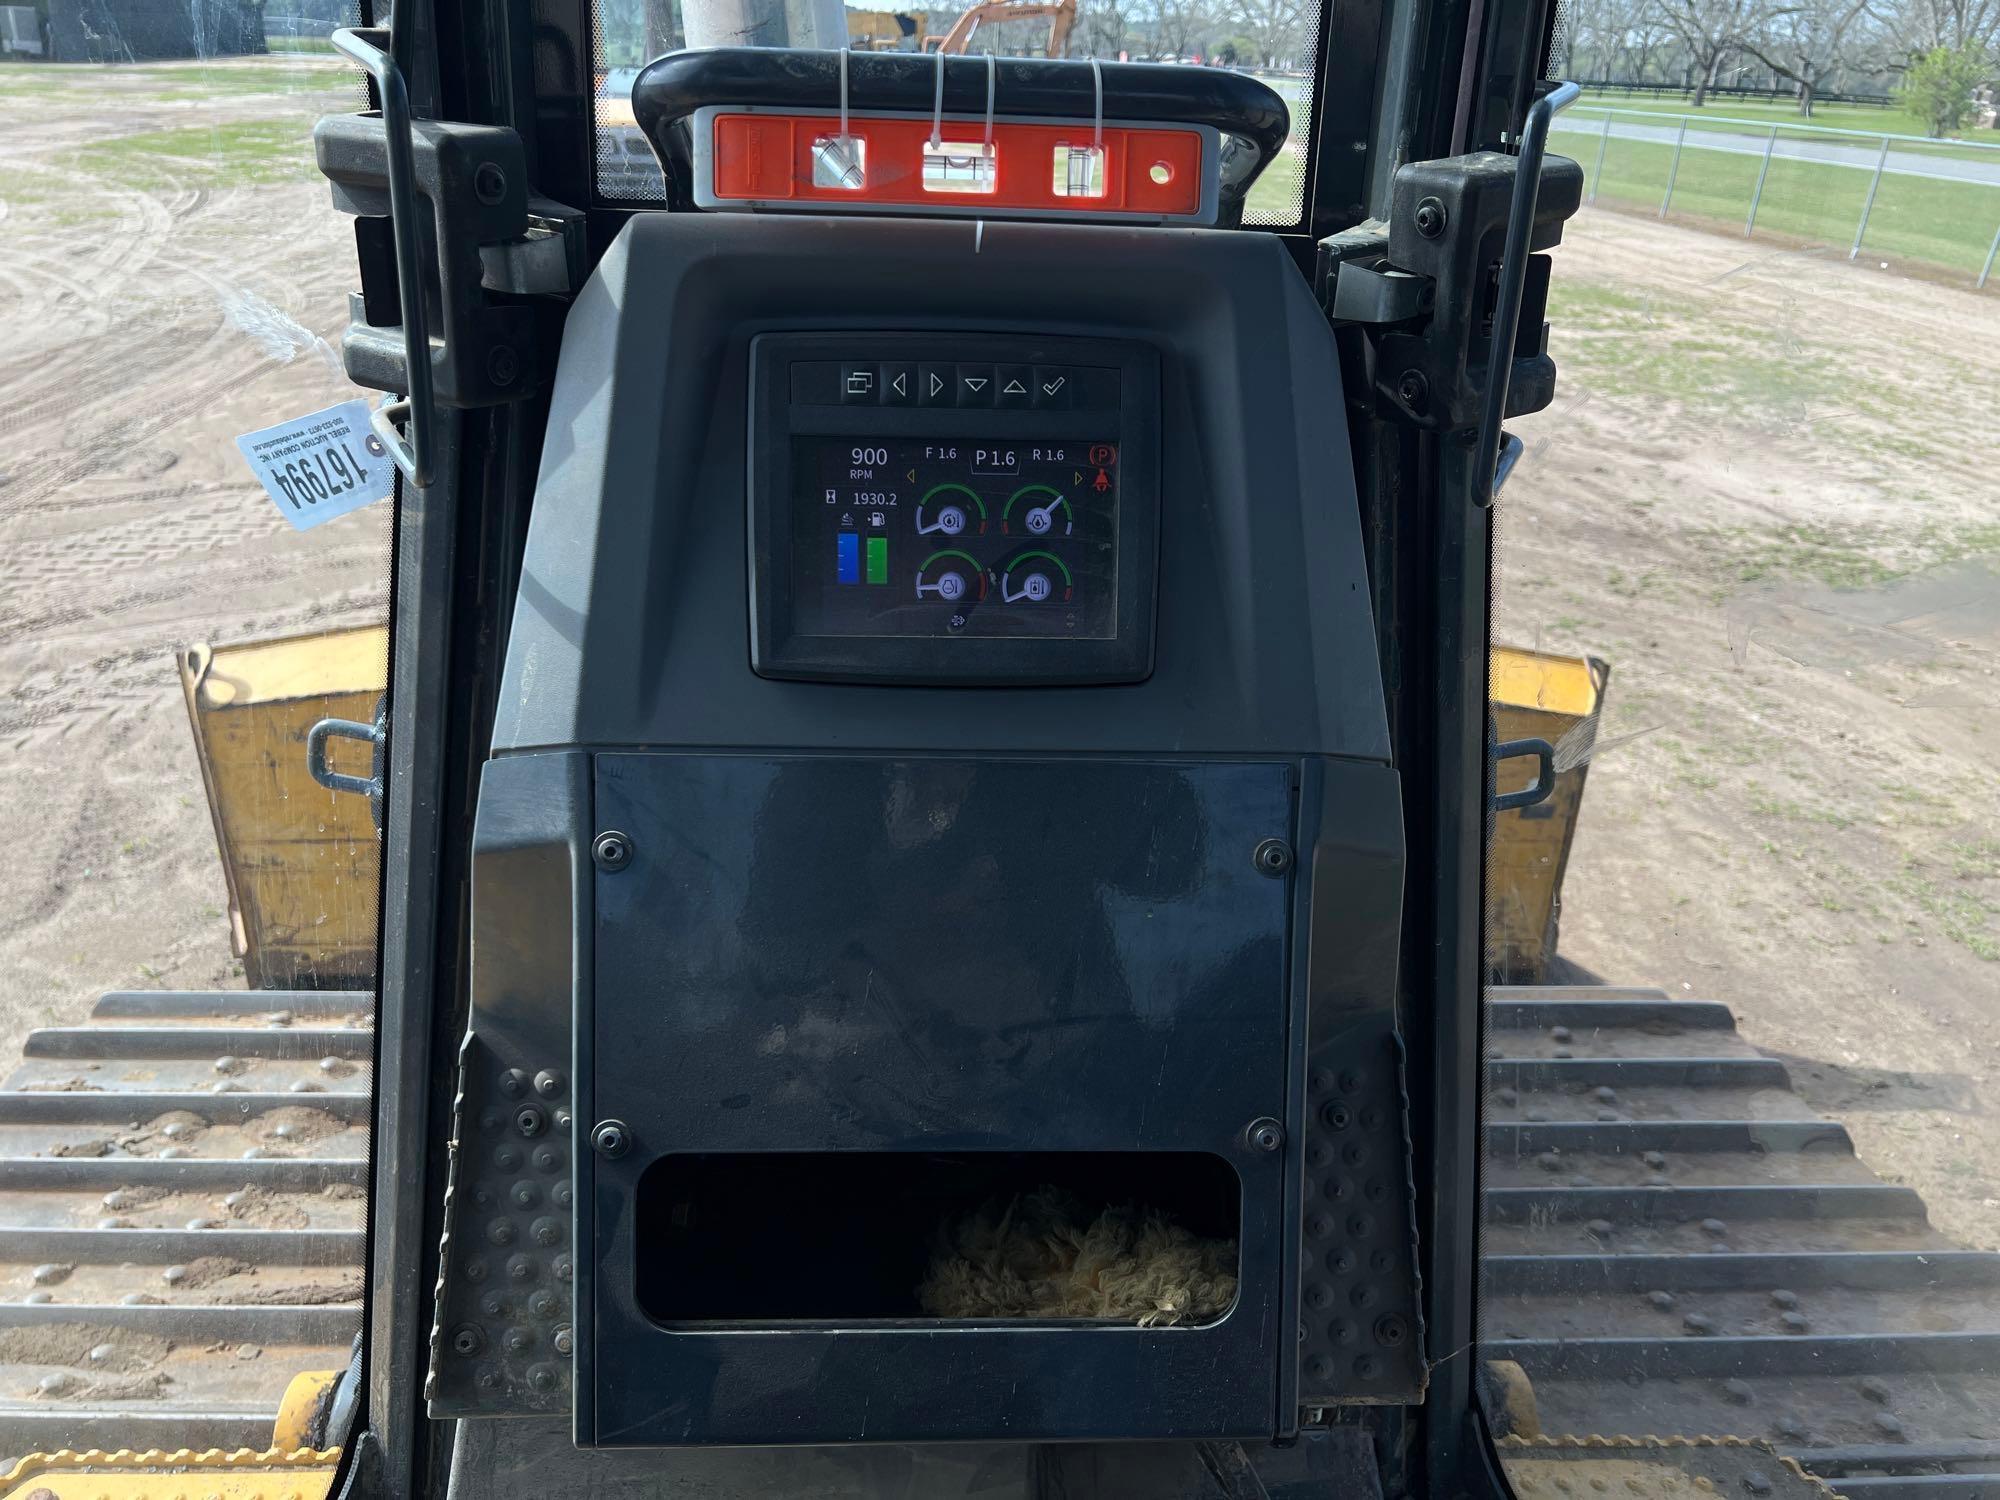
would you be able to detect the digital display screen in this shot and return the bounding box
[790,437,1120,640]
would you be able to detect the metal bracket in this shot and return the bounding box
[1474,80,1580,504]
[1491,736,1555,813]
[1329,259,1435,325]
[326,27,437,487]
[308,710,387,831]
[1317,83,1584,503]
[318,27,584,488]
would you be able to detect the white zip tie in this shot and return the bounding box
[838,46,850,145]
[983,52,996,159]
[930,48,946,151]
[1090,57,1103,154]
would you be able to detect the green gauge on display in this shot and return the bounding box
[999,550,1072,605]
[1002,483,1072,536]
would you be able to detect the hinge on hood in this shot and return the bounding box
[313,26,583,485]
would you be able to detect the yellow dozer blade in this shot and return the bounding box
[175,625,1604,992]
[178,625,388,991]
[1485,644,1609,982]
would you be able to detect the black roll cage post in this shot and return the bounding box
[1350,0,1570,1494]
[330,0,1565,1482]
[340,0,553,1489]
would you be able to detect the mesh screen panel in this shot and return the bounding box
[1542,0,1571,79]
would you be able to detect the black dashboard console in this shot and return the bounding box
[438,213,1424,1455]
[750,333,1160,684]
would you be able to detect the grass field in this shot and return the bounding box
[1245,146,1304,224]
[0,55,348,102]
[1553,116,2000,281]
[1573,99,2000,168]
[0,56,348,200]
[69,117,328,187]
[1576,90,1966,140]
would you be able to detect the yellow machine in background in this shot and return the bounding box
[845,0,1075,53]
[178,624,388,990]
[845,7,930,46]
[923,0,1075,54]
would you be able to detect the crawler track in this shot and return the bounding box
[0,989,369,1468]
[2,979,1990,1496]
[1486,986,2000,1500]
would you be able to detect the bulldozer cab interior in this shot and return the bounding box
[6,0,1998,1488]
[330,22,1571,1493]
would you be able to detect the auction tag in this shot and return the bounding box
[236,399,396,531]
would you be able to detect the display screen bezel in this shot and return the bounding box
[749,332,1161,685]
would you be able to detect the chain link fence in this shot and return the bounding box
[1553,104,2000,290]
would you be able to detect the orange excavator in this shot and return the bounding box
[924,0,1076,56]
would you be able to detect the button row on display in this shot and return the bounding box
[840,362,1077,409]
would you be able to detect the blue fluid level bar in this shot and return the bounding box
[836,532,860,584]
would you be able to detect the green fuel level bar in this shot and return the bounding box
[866,535,888,585]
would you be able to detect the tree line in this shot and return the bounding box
[599,0,1315,70]
[1066,0,1312,68]
[1554,0,1999,130]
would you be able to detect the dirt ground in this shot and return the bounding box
[0,58,389,1065]
[0,57,383,1437]
[1504,207,2000,1250]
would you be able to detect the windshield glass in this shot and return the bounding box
[591,0,1320,225]
[0,15,380,1478]
[1480,44,2000,1498]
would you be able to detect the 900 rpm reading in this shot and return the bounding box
[841,444,1086,484]
[795,436,1119,641]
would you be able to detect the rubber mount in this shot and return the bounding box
[1253,838,1293,876]
[592,830,633,871]
[591,1119,632,1158]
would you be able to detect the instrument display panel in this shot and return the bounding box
[750,334,1159,685]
